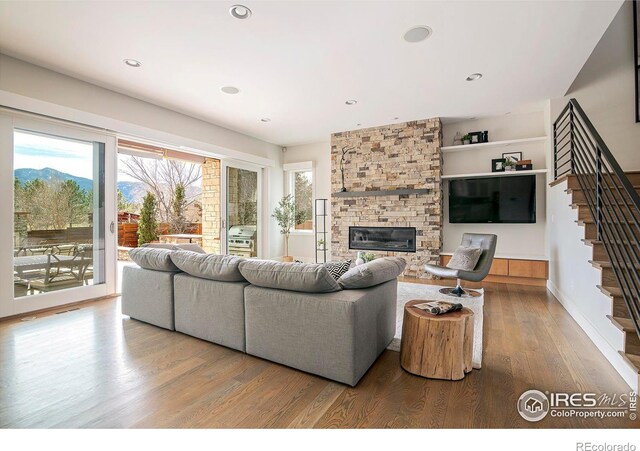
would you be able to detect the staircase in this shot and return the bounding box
[552,99,640,388]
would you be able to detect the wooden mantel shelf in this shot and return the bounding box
[332,188,430,198]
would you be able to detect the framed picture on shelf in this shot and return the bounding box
[469,131,483,144]
[491,158,506,172]
[502,151,522,164]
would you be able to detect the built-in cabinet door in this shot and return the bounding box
[0,113,117,318]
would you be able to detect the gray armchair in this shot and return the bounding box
[425,233,497,297]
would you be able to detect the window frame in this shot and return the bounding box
[283,161,314,235]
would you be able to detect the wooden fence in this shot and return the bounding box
[118,222,202,247]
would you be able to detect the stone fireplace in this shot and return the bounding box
[331,118,442,278]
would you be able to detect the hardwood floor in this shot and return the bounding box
[0,281,636,428]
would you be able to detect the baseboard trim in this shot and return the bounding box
[547,280,638,392]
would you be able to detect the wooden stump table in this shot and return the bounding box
[400,300,474,381]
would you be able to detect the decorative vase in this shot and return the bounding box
[355,251,365,266]
[463,139,470,145]
[282,256,294,262]
[453,132,463,146]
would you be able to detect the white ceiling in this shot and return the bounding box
[0,1,623,146]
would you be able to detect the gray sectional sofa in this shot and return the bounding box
[121,247,405,386]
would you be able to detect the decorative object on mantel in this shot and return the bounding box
[502,151,523,164]
[491,158,506,172]
[315,198,328,263]
[453,131,463,146]
[504,159,515,171]
[362,252,376,263]
[462,134,471,145]
[516,159,533,171]
[355,251,365,266]
[272,194,296,262]
[339,145,356,192]
[483,130,489,142]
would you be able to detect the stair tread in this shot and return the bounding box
[589,260,640,270]
[608,315,638,332]
[583,239,640,246]
[576,219,638,225]
[598,285,623,297]
[619,351,640,373]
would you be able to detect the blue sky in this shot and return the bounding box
[13,131,94,179]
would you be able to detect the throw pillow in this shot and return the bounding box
[170,251,246,282]
[323,260,352,280]
[238,260,342,293]
[447,246,483,271]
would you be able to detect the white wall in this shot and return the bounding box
[550,1,640,170]
[283,141,331,262]
[442,112,548,258]
[0,54,284,259]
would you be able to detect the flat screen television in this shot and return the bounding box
[449,175,536,223]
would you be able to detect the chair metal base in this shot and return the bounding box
[438,280,482,298]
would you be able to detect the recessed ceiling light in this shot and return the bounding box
[345,100,358,105]
[403,26,433,43]
[221,86,240,94]
[230,4,252,19]
[260,118,271,122]
[124,59,141,68]
[466,73,483,81]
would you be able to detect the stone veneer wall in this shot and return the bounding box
[331,118,442,278]
[201,158,221,254]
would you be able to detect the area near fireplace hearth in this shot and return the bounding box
[330,118,442,278]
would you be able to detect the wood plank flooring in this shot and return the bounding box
[0,281,636,428]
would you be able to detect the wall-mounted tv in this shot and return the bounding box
[449,175,536,223]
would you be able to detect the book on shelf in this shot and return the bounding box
[413,301,463,315]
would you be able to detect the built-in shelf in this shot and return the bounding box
[332,188,430,197]
[442,169,548,180]
[441,136,547,152]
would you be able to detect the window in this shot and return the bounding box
[284,162,314,232]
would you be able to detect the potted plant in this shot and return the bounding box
[317,238,325,250]
[272,194,296,262]
[463,134,471,145]
[504,159,515,171]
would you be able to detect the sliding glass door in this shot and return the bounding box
[222,162,261,258]
[0,114,116,317]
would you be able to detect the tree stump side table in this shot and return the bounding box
[400,300,474,381]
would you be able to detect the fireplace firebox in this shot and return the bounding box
[348,226,417,253]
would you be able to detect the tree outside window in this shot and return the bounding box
[293,170,313,231]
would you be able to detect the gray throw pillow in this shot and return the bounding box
[338,257,406,289]
[238,260,342,293]
[129,247,180,272]
[142,243,206,254]
[447,246,483,271]
[170,250,246,282]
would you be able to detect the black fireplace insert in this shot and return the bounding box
[348,226,417,253]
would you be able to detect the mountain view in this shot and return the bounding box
[16,167,151,204]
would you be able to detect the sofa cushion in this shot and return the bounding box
[129,247,180,272]
[170,250,246,282]
[338,257,406,289]
[238,260,342,293]
[447,246,483,271]
[142,243,206,254]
